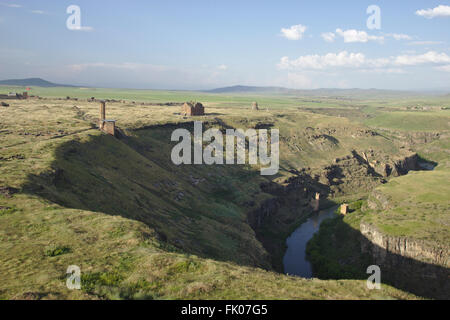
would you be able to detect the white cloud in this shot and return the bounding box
[393,51,450,66]
[280,24,307,40]
[68,62,171,72]
[278,51,366,70]
[0,3,22,8]
[278,51,450,71]
[436,65,450,72]
[387,33,412,41]
[360,68,407,74]
[335,28,384,43]
[408,41,444,46]
[321,32,335,43]
[31,10,45,14]
[416,5,450,18]
[218,64,227,70]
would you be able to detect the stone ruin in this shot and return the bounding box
[310,192,320,212]
[98,101,116,136]
[0,92,29,100]
[340,203,349,215]
[252,101,259,111]
[181,101,204,116]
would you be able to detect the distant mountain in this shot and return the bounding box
[0,78,75,87]
[206,85,293,94]
[204,85,434,98]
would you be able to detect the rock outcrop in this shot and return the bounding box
[360,222,449,299]
[387,153,420,176]
[360,150,420,178]
[247,198,280,229]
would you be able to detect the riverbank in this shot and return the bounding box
[283,205,338,277]
[306,201,374,280]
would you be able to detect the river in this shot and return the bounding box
[283,205,339,278]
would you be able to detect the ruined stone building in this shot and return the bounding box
[0,92,29,100]
[340,203,349,215]
[310,192,320,212]
[181,102,205,116]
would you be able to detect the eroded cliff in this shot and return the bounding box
[360,222,449,299]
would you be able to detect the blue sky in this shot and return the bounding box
[1,0,450,90]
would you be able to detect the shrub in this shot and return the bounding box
[44,245,71,257]
[81,271,124,294]
[0,206,17,216]
[168,259,201,275]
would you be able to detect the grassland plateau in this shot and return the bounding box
[0,85,448,299]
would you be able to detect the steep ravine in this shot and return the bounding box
[248,150,423,272]
[301,149,448,299]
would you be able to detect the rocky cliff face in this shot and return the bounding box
[365,151,420,177]
[387,153,420,177]
[361,223,448,266]
[247,198,280,229]
[360,222,449,299]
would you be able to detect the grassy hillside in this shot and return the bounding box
[364,110,450,132]
[363,167,450,248]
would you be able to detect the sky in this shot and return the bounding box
[0,0,450,90]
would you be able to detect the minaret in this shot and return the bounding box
[99,100,106,129]
[98,101,115,136]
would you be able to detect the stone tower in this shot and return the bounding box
[311,192,320,212]
[98,101,116,136]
